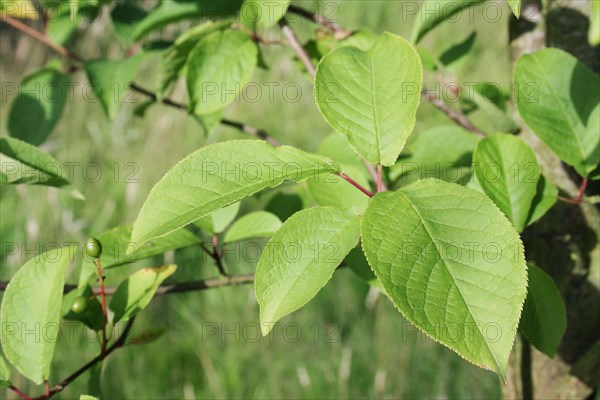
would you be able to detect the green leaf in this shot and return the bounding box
[187,29,258,115]
[361,180,527,379]
[96,225,201,269]
[470,86,519,134]
[46,1,82,45]
[315,32,423,166]
[158,21,231,97]
[525,175,557,226]
[410,0,487,43]
[265,192,303,222]
[590,0,600,46]
[126,327,167,346]
[389,126,479,186]
[508,0,521,17]
[515,48,600,176]
[109,265,177,323]
[0,0,38,19]
[316,134,368,172]
[62,286,103,331]
[80,395,99,400]
[439,32,477,68]
[84,55,143,120]
[0,136,70,187]
[8,66,69,145]
[0,354,10,383]
[223,211,282,243]
[110,2,148,45]
[256,207,361,335]
[195,202,240,234]
[131,140,338,248]
[240,0,290,31]
[0,247,74,384]
[473,133,540,232]
[520,265,566,357]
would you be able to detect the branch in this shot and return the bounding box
[424,91,486,137]
[287,4,351,39]
[337,172,375,197]
[33,317,136,400]
[0,273,255,296]
[1,15,83,63]
[128,83,281,146]
[279,17,316,77]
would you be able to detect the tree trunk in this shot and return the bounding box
[504,0,600,398]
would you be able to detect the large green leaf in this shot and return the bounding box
[8,66,69,145]
[473,133,540,232]
[315,32,423,166]
[109,265,177,323]
[131,140,338,248]
[389,125,479,186]
[515,49,600,176]
[85,55,143,120]
[519,265,566,357]
[410,0,487,43]
[256,207,361,334]
[223,211,282,243]
[96,225,201,269]
[187,29,257,115]
[361,180,527,379]
[158,21,231,96]
[240,0,290,30]
[0,247,74,384]
[0,136,70,187]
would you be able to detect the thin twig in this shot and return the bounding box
[424,91,486,137]
[1,15,84,62]
[8,385,32,400]
[363,161,387,191]
[558,177,589,205]
[33,318,136,400]
[128,84,282,146]
[0,273,256,295]
[287,4,351,39]
[211,235,228,276]
[337,172,375,197]
[279,17,316,77]
[520,336,534,400]
[376,164,384,193]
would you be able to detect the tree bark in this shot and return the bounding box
[505,1,600,398]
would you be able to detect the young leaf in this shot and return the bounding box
[361,180,527,379]
[223,211,282,243]
[410,0,487,43]
[0,136,70,187]
[515,49,600,177]
[439,32,477,68]
[126,327,167,346]
[525,175,558,226]
[96,225,201,269]
[8,66,69,145]
[307,164,370,212]
[255,207,361,335]
[519,265,566,357]
[109,265,177,323]
[131,0,205,41]
[158,21,231,96]
[195,202,240,234]
[508,0,521,17]
[0,246,74,384]
[187,29,257,115]
[315,32,423,166]
[240,0,290,31]
[473,133,540,232]
[131,140,338,248]
[84,55,143,120]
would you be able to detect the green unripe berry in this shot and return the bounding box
[71,296,89,314]
[85,237,102,258]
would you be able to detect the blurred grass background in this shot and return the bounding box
[1,1,513,398]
